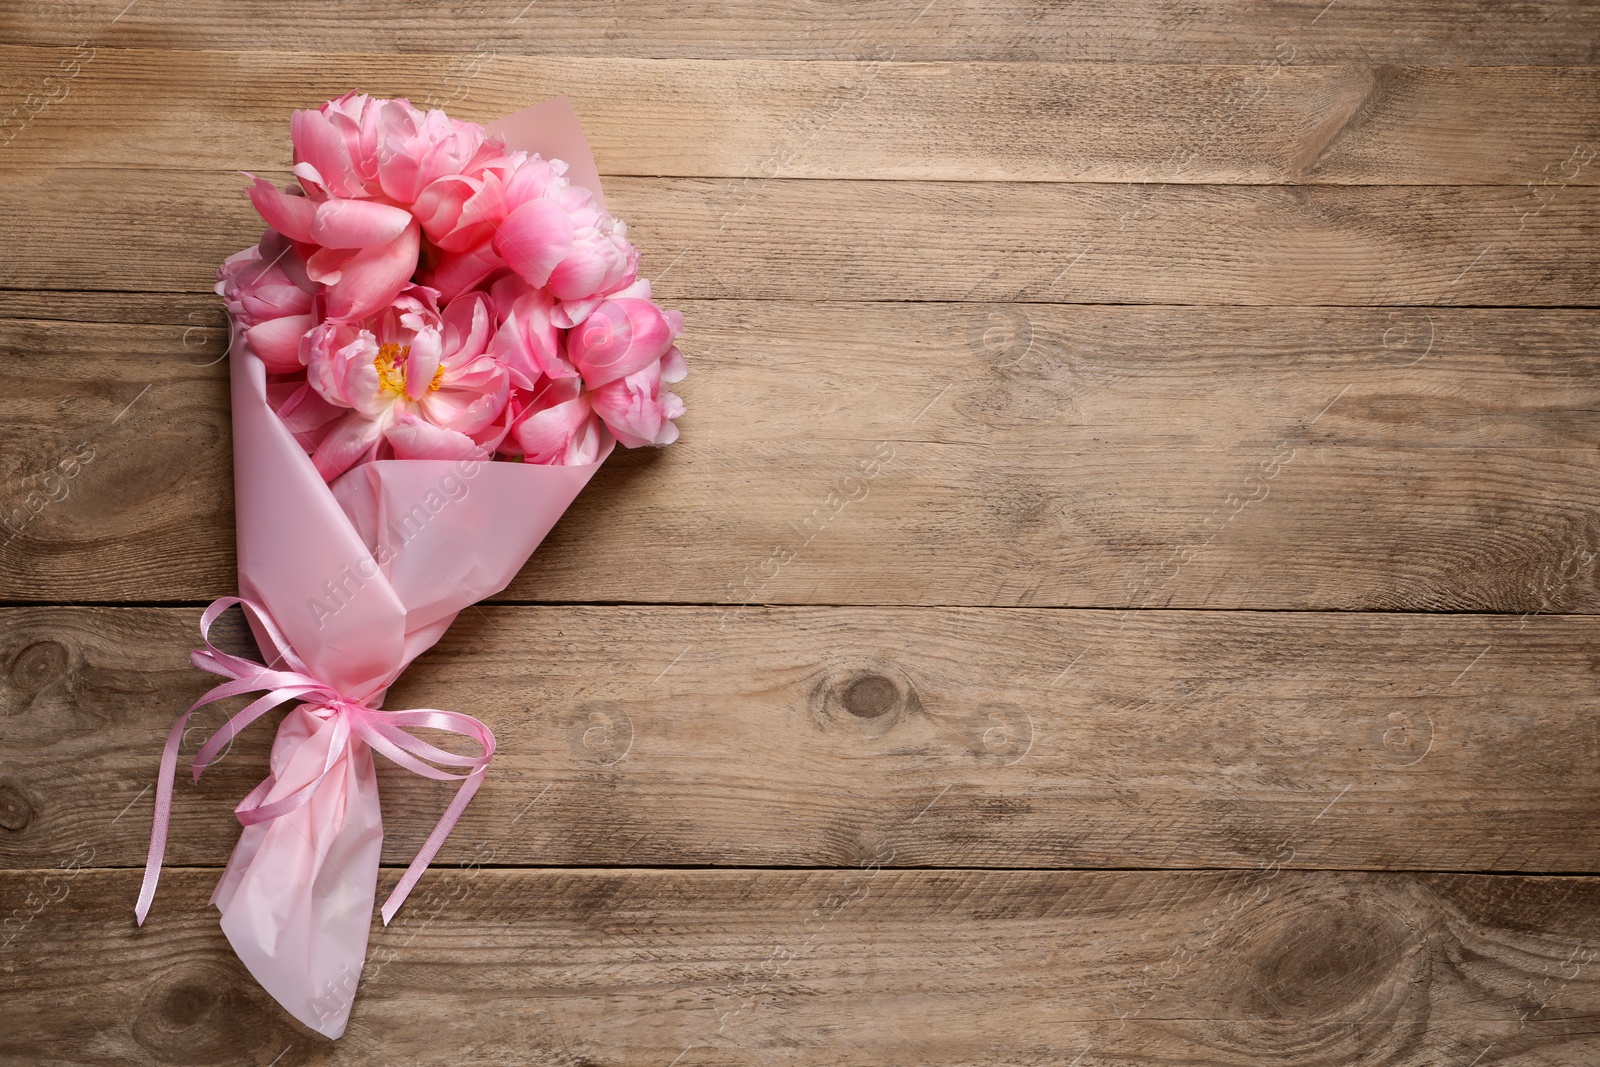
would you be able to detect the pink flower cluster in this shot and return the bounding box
[217,93,685,480]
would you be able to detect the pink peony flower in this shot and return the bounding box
[246,96,525,322]
[486,275,576,389]
[547,188,638,323]
[248,176,422,322]
[288,93,503,205]
[299,287,510,479]
[502,378,607,466]
[491,159,638,324]
[370,99,499,206]
[494,276,687,452]
[287,92,381,200]
[412,160,514,254]
[222,95,686,479]
[215,231,319,373]
[589,348,687,447]
[564,280,683,388]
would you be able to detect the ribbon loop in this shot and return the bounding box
[136,596,495,927]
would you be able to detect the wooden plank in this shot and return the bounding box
[3,606,1598,871]
[8,47,1600,184]
[3,169,1598,305]
[4,303,1600,609]
[3,0,1596,64]
[5,868,1600,1062]
[0,289,215,326]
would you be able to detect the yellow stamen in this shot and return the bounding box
[373,342,409,395]
[373,341,446,395]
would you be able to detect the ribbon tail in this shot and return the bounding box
[134,707,195,925]
[137,595,333,926]
[380,766,488,926]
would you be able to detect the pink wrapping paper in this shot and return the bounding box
[155,99,614,1039]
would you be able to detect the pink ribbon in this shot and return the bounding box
[136,596,495,927]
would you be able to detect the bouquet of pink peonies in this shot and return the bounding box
[223,93,683,474]
[135,95,684,1038]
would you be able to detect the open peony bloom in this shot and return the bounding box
[247,94,512,322]
[299,287,510,479]
[222,95,686,481]
[289,93,501,207]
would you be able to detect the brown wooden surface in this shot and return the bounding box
[6,869,1600,1066]
[5,0,1598,64]
[5,606,1599,872]
[7,172,1600,304]
[3,0,1599,1062]
[11,47,1600,184]
[5,300,1600,609]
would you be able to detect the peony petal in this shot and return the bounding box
[271,381,345,445]
[488,288,575,390]
[373,100,425,200]
[310,198,414,249]
[610,277,653,301]
[304,323,384,412]
[564,413,605,464]
[412,176,476,246]
[404,328,443,401]
[514,396,597,464]
[503,154,567,209]
[246,177,316,243]
[325,220,421,320]
[290,161,330,200]
[291,109,364,198]
[417,359,510,434]
[547,222,638,303]
[418,240,502,303]
[384,414,486,461]
[467,397,513,454]
[305,245,353,286]
[566,297,677,388]
[258,229,317,293]
[491,198,573,287]
[487,272,529,323]
[440,291,494,363]
[309,408,386,480]
[659,345,688,384]
[661,388,685,421]
[438,171,509,253]
[245,314,316,373]
[551,294,603,329]
[589,360,682,448]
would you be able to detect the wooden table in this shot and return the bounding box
[4,2,1600,1063]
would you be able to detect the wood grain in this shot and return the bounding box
[3,606,1597,871]
[3,0,1598,1059]
[8,47,1600,184]
[5,868,1600,1064]
[3,169,1597,305]
[5,302,1599,609]
[3,0,1596,64]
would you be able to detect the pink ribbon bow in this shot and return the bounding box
[136,596,495,926]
